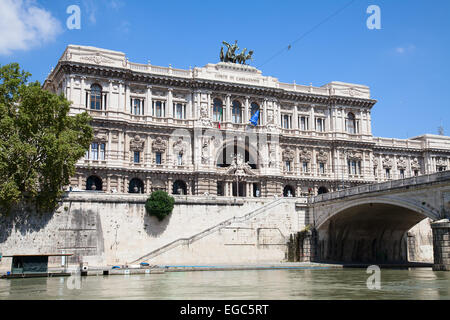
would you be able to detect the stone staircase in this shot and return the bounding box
[131,197,285,264]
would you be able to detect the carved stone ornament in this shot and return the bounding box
[81,53,114,65]
[268,143,277,168]
[130,135,145,152]
[201,138,210,164]
[299,148,312,162]
[173,137,187,156]
[397,156,407,169]
[282,147,295,161]
[411,158,421,170]
[226,153,254,175]
[199,104,212,127]
[347,150,363,161]
[152,137,167,153]
[373,158,379,167]
[94,130,108,143]
[382,156,393,168]
[316,149,328,163]
[436,157,447,167]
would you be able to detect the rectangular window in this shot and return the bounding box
[414,170,419,177]
[385,168,391,179]
[153,101,164,117]
[400,169,405,179]
[177,153,183,166]
[100,143,105,160]
[300,116,309,131]
[315,118,325,132]
[302,162,309,173]
[134,151,140,164]
[282,114,291,129]
[132,99,142,115]
[319,163,325,174]
[348,160,361,175]
[173,103,185,119]
[285,161,291,172]
[91,142,98,160]
[156,152,162,164]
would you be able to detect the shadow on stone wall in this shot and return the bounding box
[0,205,54,244]
[143,212,172,237]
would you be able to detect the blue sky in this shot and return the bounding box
[0,0,449,139]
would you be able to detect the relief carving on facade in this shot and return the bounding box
[382,156,393,168]
[347,150,363,161]
[80,53,114,65]
[316,149,328,163]
[268,143,277,168]
[201,137,210,165]
[94,130,108,143]
[199,104,212,127]
[397,157,407,169]
[411,158,421,170]
[226,153,254,175]
[152,137,167,153]
[173,137,188,165]
[282,147,295,161]
[299,148,312,162]
[436,157,447,167]
[130,135,145,151]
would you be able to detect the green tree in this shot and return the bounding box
[0,63,93,213]
[145,190,175,221]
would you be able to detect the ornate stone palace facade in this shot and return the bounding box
[43,45,450,197]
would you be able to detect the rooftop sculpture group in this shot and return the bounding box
[220,40,254,65]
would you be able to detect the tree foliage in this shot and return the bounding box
[145,190,175,221]
[0,63,93,213]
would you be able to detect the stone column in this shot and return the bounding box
[431,219,450,271]
[80,76,86,107]
[125,84,130,113]
[167,88,173,118]
[146,85,152,116]
[226,94,231,122]
[244,96,249,124]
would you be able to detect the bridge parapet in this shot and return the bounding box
[311,171,450,204]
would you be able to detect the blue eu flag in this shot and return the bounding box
[249,110,259,126]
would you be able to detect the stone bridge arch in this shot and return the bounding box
[313,197,440,264]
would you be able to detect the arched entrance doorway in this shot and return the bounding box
[86,176,102,191]
[129,178,144,193]
[318,186,329,195]
[216,138,258,169]
[173,180,187,195]
[283,185,295,197]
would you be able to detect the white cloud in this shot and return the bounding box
[0,0,62,55]
[395,45,416,55]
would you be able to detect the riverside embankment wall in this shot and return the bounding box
[0,193,308,269]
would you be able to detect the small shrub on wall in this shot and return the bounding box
[145,190,175,221]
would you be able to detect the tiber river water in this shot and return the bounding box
[0,268,449,300]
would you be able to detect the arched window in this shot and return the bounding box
[129,178,144,193]
[90,84,102,110]
[250,102,260,125]
[86,176,102,191]
[213,98,223,122]
[173,180,187,195]
[283,185,295,197]
[232,100,242,123]
[346,112,356,134]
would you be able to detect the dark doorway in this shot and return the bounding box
[232,181,246,197]
[318,186,329,195]
[283,185,295,197]
[173,180,187,195]
[86,176,102,191]
[129,178,144,193]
